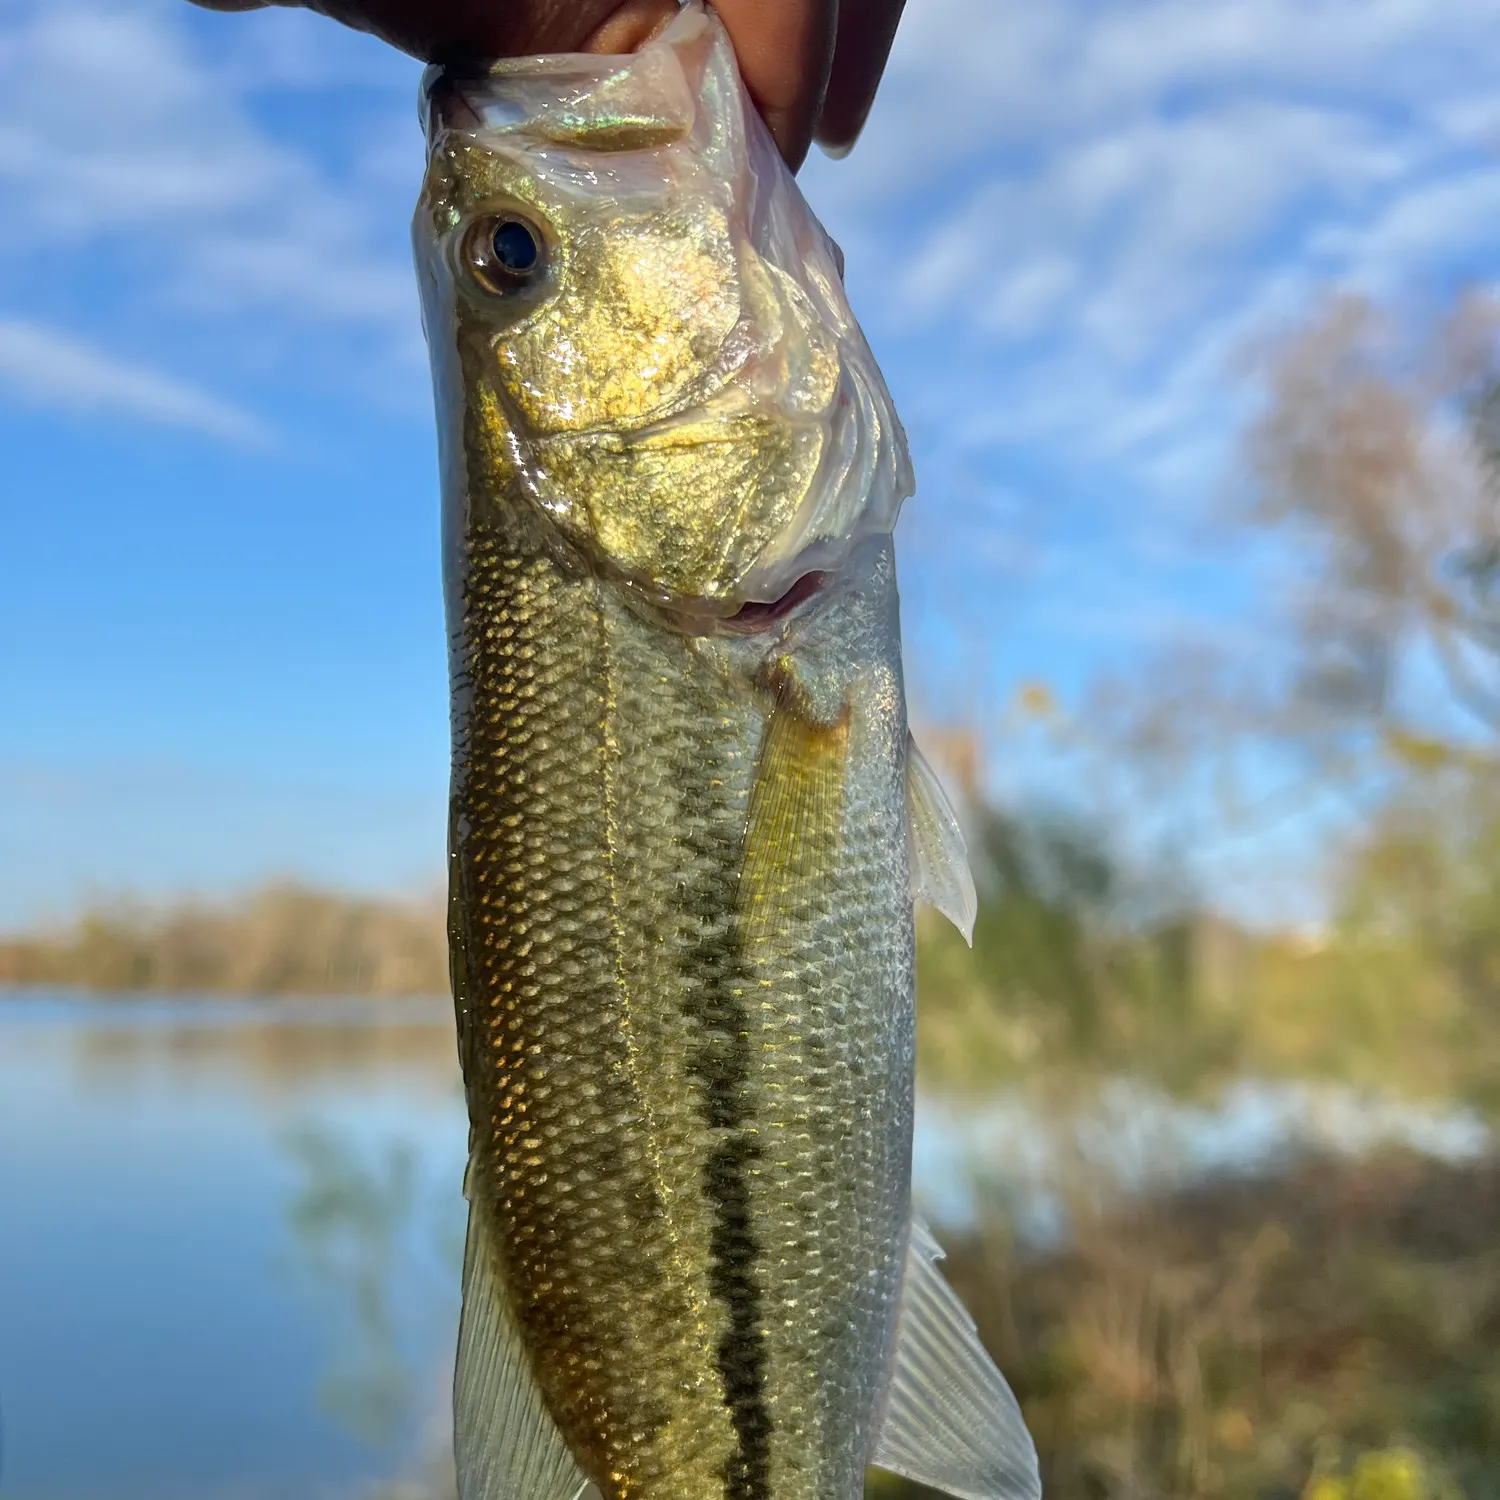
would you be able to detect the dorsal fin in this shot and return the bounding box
[454,1198,591,1500]
[871,1216,1041,1500]
[906,734,978,944]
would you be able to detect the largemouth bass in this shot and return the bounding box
[412,9,1039,1500]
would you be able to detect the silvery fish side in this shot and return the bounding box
[411,9,1040,1500]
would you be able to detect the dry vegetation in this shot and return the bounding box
[912,1148,1500,1500]
[901,288,1500,1499]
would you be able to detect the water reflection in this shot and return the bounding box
[61,995,460,1099]
[0,993,465,1500]
[283,1127,427,1443]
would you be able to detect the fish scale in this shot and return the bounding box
[455,519,732,1493]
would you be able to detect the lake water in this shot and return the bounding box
[0,994,466,1500]
[2,992,1488,1500]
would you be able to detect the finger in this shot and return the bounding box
[713,0,838,171]
[190,1,632,64]
[313,1,624,61]
[814,0,905,156]
[580,0,682,54]
[186,0,836,170]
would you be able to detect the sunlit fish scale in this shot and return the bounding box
[412,8,1040,1500]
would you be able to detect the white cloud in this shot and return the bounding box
[0,0,1492,588]
[0,0,423,426]
[856,0,1500,157]
[1319,168,1500,289]
[0,6,284,234]
[804,0,1500,514]
[0,320,267,443]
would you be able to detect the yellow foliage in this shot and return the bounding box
[1215,1408,1254,1452]
[1303,1448,1450,1500]
[1380,728,1459,772]
[1014,681,1057,719]
[1349,1449,1432,1500]
[1303,1478,1348,1500]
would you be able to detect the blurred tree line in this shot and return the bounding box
[915,776,1500,1120]
[8,774,1498,1125]
[0,881,448,997]
[910,288,1500,1120]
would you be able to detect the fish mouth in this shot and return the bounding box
[721,571,829,632]
[656,570,831,637]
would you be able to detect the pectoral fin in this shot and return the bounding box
[740,681,849,947]
[455,1197,590,1500]
[870,1216,1041,1500]
[906,734,978,944]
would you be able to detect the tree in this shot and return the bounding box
[1242,291,1500,761]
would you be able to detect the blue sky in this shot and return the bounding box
[4,0,1500,928]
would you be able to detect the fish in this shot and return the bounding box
[411,7,1040,1500]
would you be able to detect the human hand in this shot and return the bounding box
[189,0,905,169]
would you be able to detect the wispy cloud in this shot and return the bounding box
[807,0,1500,500]
[0,320,268,443]
[0,0,423,432]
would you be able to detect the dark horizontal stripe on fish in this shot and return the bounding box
[707,1134,770,1500]
[673,746,771,1500]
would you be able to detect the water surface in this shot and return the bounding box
[0,993,466,1500]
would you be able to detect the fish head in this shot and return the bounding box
[414,2,912,625]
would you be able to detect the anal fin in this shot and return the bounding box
[871,1216,1040,1500]
[906,734,978,945]
[455,1195,590,1500]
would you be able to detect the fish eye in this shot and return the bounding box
[491,220,539,273]
[463,212,548,296]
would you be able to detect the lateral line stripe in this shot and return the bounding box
[673,731,771,1500]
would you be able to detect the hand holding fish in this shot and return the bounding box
[187,0,904,166]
